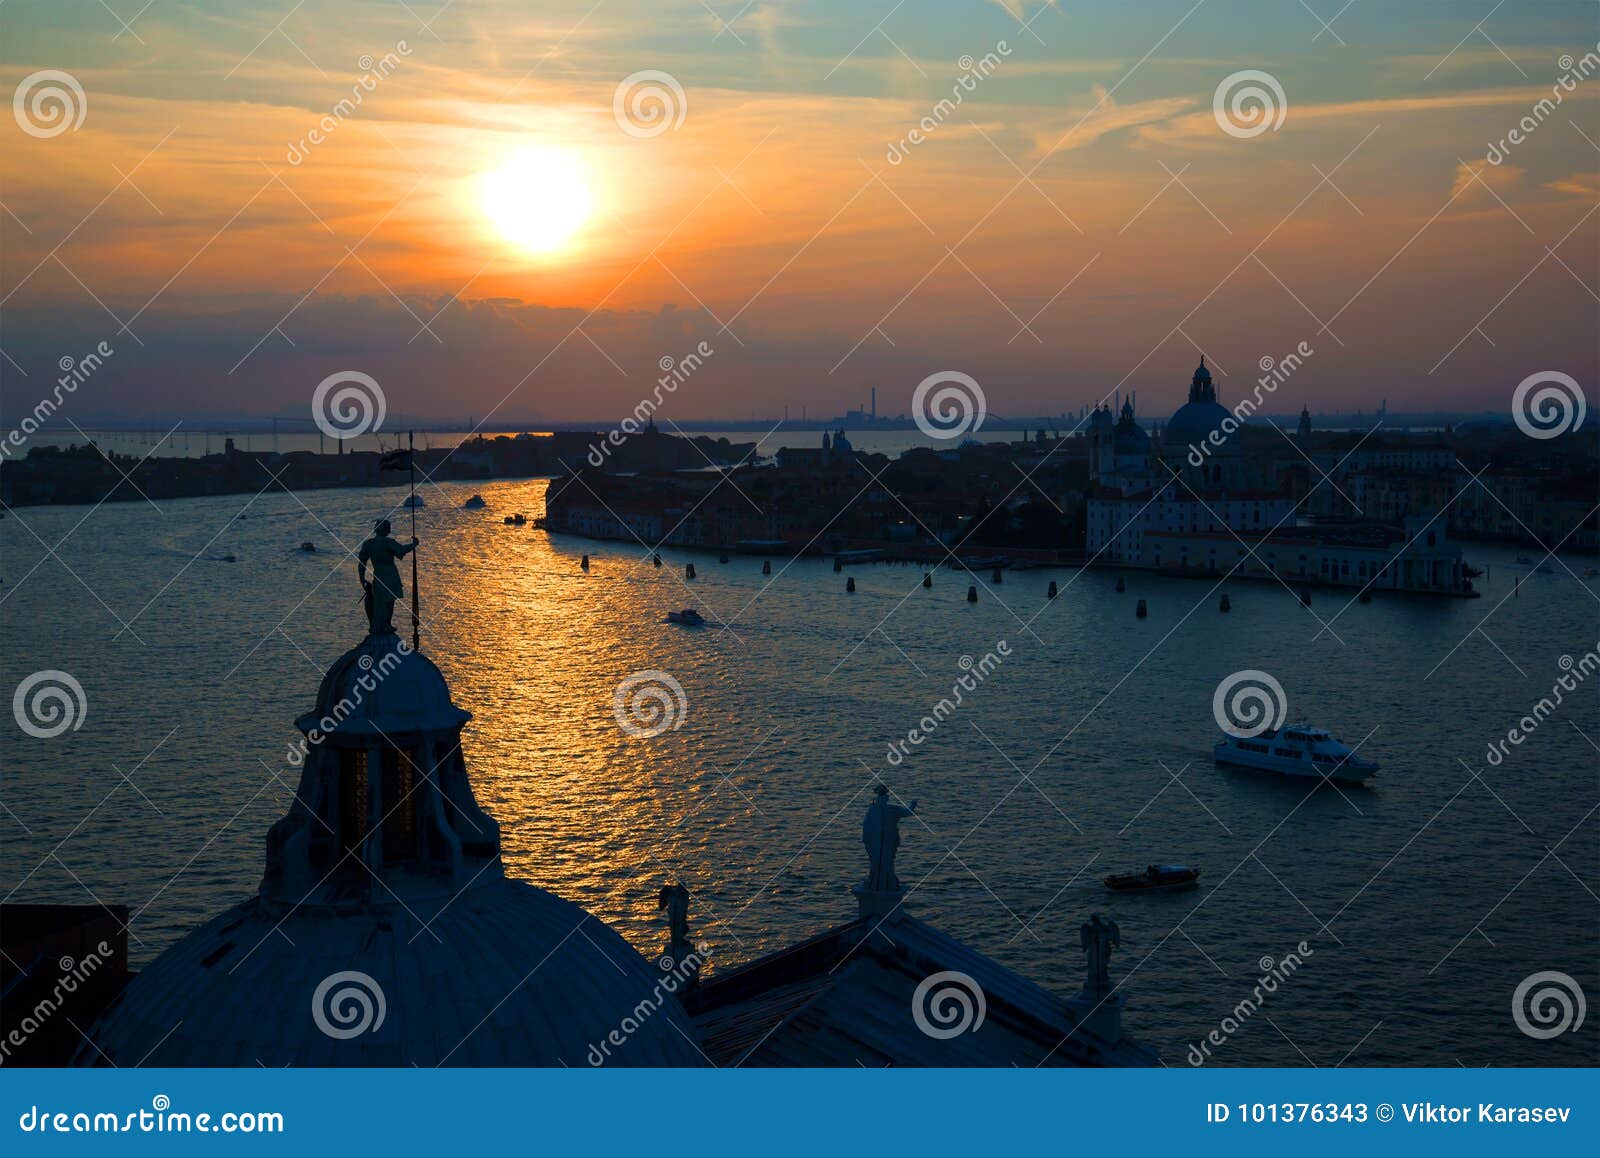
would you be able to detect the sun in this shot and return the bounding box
[481,147,594,256]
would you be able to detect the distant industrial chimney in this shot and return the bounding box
[871,387,876,420]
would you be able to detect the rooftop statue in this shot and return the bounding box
[357,519,417,636]
[658,883,691,947]
[657,882,703,988]
[862,785,916,893]
[1081,913,1121,993]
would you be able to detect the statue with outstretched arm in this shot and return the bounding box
[862,785,917,892]
[357,518,417,636]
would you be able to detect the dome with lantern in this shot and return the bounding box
[83,630,705,1067]
[1165,357,1237,452]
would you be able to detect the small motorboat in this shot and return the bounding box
[1103,865,1201,893]
[667,608,705,626]
[298,541,317,553]
[1584,568,1599,579]
[403,494,425,509]
[463,494,487,509]
[504,513,527,526]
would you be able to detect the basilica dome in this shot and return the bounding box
[1165,358,1236,451]
[84,630,705,1067]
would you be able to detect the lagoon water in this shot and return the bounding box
[2,476,1595,1065]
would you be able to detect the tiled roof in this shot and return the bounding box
[688,912,1156,1067]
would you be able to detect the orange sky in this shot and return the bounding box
[1,0,1596,425]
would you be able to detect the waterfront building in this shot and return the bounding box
[1083,363,1476,593]
[1142,516,1475,594]
[1086,363,1294,565]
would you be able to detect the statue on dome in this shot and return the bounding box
[1080,913,1120,993]
[862,785,916,893]
[357,519,418,635]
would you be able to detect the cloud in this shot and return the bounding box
[1451,159,1523,199]
[1545,172,1600,197]
[1027,85,1196,158]
[1136,83,1589,150]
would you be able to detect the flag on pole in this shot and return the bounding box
[379,448,413,471]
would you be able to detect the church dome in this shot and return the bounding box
[83,629,706,1067]
[1166,399,1235,449]
[1112,402,1151,456]
[86,880,703,1066]
[1166,357,1237,451]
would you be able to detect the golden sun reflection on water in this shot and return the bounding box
[1,473,1587,1064]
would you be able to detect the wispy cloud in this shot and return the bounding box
[1451,158,1523,199]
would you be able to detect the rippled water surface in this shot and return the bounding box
[2,477,1595,1065]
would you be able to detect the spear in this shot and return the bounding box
[409,430,419,651]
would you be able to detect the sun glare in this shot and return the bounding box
[481,147,594,256]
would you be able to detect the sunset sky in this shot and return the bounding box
[1,0,1596,426]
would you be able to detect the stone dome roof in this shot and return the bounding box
[85,880,705,1066]
[1166,399,1236,450]
[83,628,707,1067]
[301,632,469,738]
